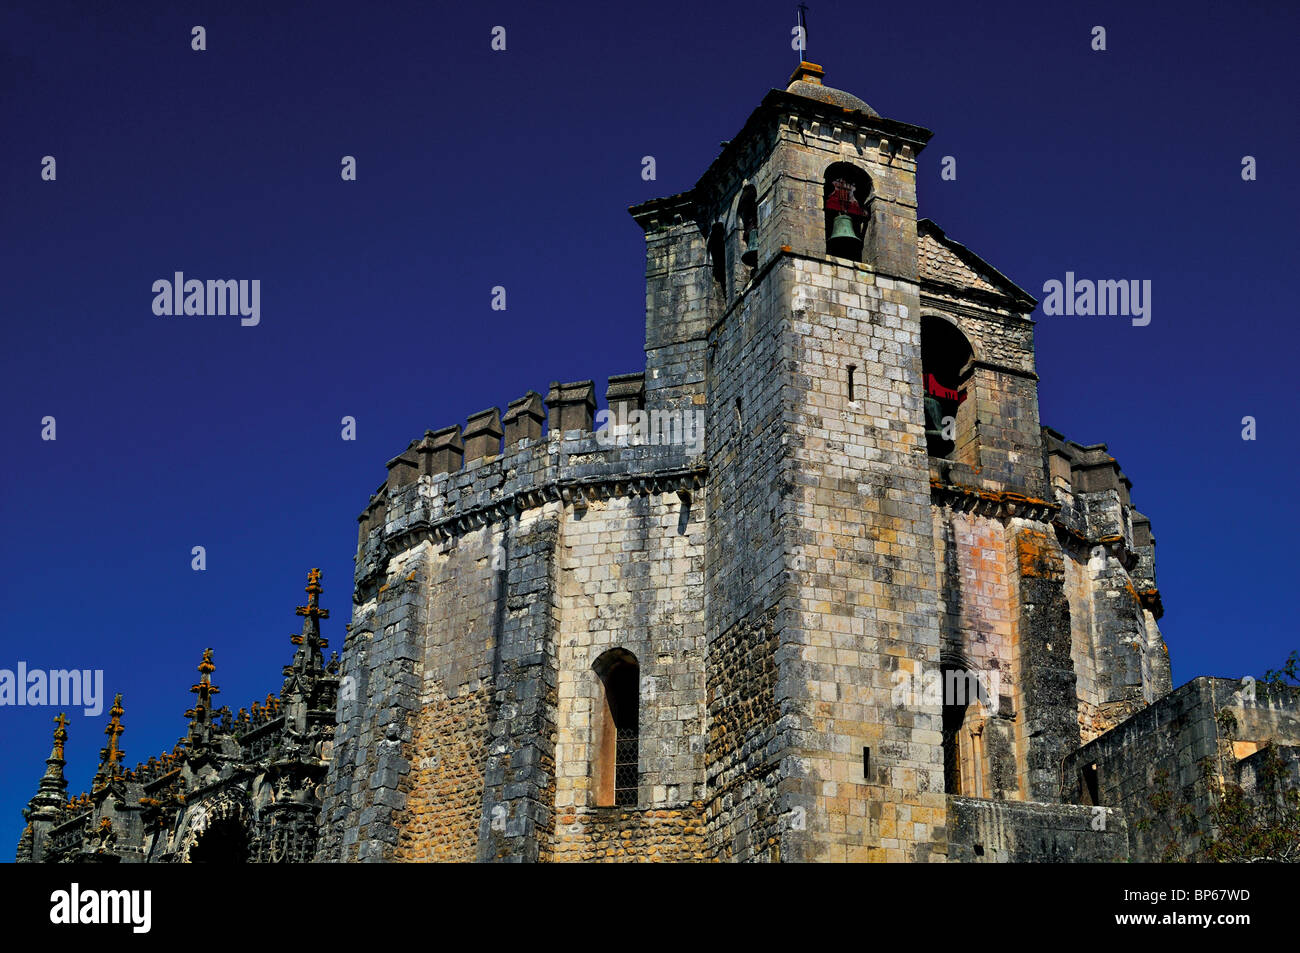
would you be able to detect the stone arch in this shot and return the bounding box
[176,793,252,863]
[940,661,990,798]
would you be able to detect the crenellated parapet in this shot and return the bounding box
[354,373,704,598]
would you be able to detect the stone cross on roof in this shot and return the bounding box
[295,567,330,623]
[52,712,68,758]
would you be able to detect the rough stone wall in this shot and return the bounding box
[1048,434,1171,743]
[323,412,706,862]
[640,216,710,419]
[1062,677,1300,862]
[703,259,793,861]
[475,508,561,862]
[393,688,489,862]
[318,544,427,862]
[918,232,998,293]
[1010,523,1080,802]
[705,608,782,861]
[553,803,710,861]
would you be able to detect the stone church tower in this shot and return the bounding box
[20,63,1298,865]
[314,62,1190,863]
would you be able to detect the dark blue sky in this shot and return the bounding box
[2,0,1296,850]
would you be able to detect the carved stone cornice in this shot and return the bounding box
[929,481,1058,522]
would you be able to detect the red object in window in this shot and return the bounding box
[926,373,966,403]
[825,178,864,216]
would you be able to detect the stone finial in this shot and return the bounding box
[421,425,464,475]
[463,407,504,462]
[545,380,597,434]
[788,61,824,86]
[385,441,420,487]
[503,391,545,446]
[605,373,645,424]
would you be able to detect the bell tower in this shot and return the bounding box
[632,62,943,861]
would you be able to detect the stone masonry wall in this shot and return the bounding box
[553,803,710,861]
[779,254,947,861]
[948,796,1128,862]
[1010,522,1080,802]
[1063,677,1300,862]
[552,491,707,853]
[323,418,707,862]
[705,608,783,861]
[703,255,794,861]
[317,543,427,862]
[931,507,1019,799]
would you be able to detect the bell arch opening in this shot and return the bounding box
[921,314,975,460]
[823,162,872,261]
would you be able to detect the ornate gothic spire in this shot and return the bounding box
[185,647,221,750]
[290,567,330,672]
[92,694,125,790]
[280,567,340,742]
[23,712,70,821]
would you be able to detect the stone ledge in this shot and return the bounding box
[947,795,1129,863]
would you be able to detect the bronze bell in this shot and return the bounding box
[741,231,758,267]
[924,395,945,438]
[828,213,860,256]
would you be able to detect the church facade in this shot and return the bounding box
[17,571,340,864]
[19,64,1299,863]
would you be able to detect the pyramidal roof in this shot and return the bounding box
[784,62,878,117]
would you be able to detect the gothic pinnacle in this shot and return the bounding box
[24,712,70,819]
[92,694,125,789]
[289,567,329,676]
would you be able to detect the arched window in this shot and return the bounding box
[941,663,989,798]
[920,315,975,459]
[738,185,759,268]
[824,162,872,261]
[592,648,639,807]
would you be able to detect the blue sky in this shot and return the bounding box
[2,0,1296,850]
